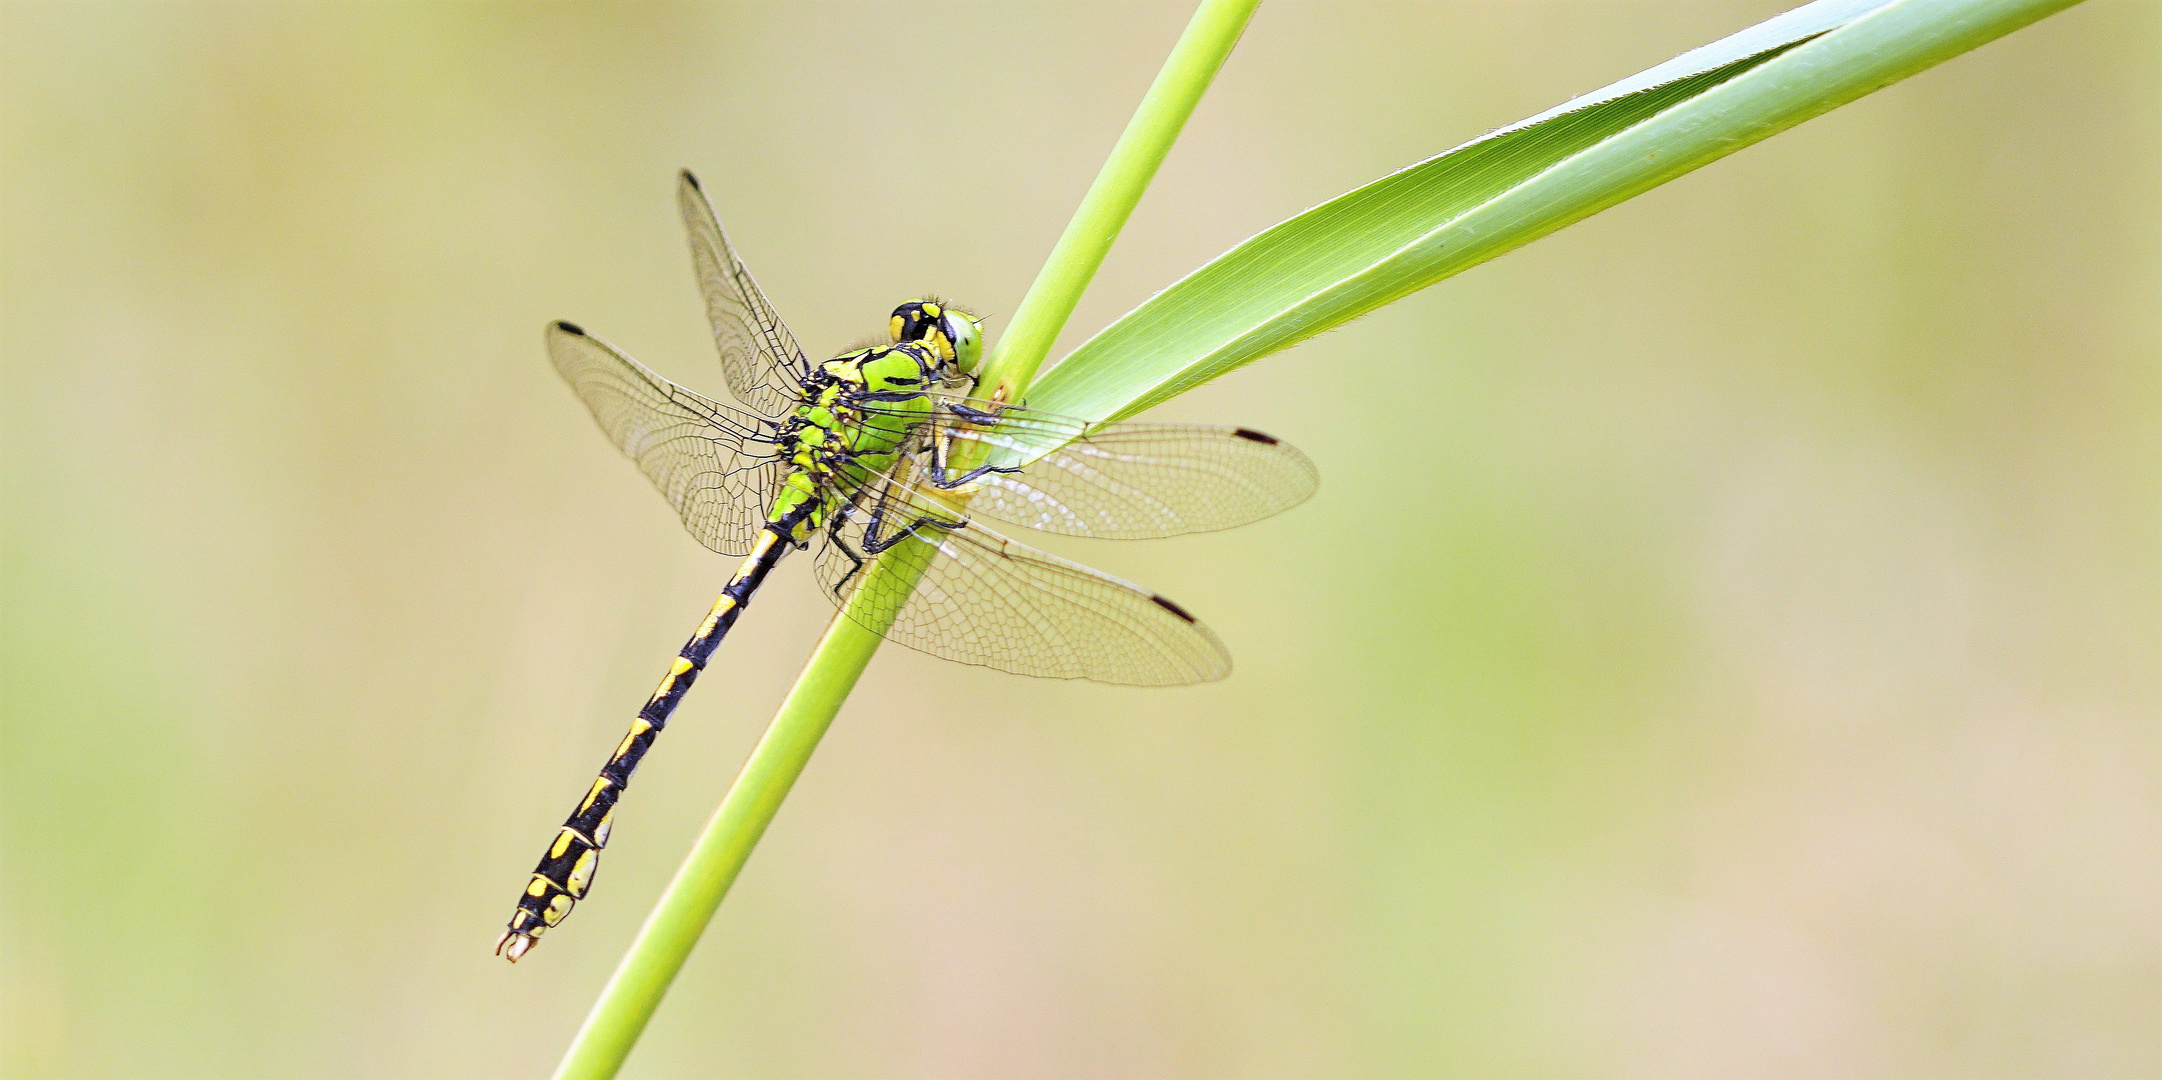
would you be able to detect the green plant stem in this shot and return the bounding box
[550,4,1255,1078]
[980,0,1258,399]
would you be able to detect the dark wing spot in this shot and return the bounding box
[680,169,703,192]
[1233,428,1280,445]
[555,321,588,336]
[1149,595,1198,623]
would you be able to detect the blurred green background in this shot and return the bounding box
[4,2,2156,1077]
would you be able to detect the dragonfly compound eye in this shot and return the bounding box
[942,309,984,376]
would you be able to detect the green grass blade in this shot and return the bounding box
[1028,0,2085,424]
[549,3,1258,1078]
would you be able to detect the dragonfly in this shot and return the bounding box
[497,170,1318,961]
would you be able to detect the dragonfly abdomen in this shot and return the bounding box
[496,518,798,962]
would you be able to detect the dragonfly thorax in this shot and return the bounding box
[762,340,954,543]
[813,339,946,391]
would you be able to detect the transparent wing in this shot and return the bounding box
[855,394,1319,538]
[677,170,812,419]
[547,321,785,556]
[811,469,1230,686]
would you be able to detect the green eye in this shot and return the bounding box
[945,311,984,375]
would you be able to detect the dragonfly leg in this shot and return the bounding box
[825,494,965,600]
[919,460,1022,490]
[860,512,962,555]
[919,422,1020,490]
[857,498,964,557]
[825,521,869,599]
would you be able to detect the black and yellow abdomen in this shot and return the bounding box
[499,336,952,961]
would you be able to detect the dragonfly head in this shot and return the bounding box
[890,298,984,378]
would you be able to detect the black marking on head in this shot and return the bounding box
[681,170,702,192]
[1232,427,1280,445]
[556,321,588,336]
[892,301,933,344]
[1149,595,1198,623]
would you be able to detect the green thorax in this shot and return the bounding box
[766,340,950,540]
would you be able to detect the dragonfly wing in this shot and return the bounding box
[866,395,1319,538]
[548,321,784,556]
[812,476,1230,686]
[677,170,811,419]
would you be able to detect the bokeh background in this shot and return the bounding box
[4,2,2156,1077]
